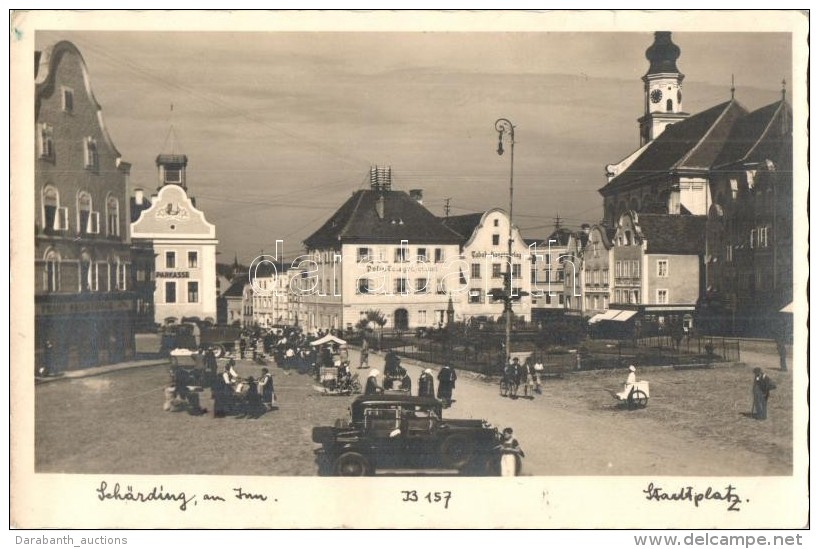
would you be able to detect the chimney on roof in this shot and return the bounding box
[409,189,423,204]
[375,195,385,220]
[134,188,144,206]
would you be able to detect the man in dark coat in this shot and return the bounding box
[258,367,276,411]
[437,365,457,405]
[752,367,776,420]
[418,369,435,398]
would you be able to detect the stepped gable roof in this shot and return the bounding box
[440,213,485,242]
[222,274,249,298]
[635,213,706,255]
[714,100,791,169]
[602,100,748,192]
[304,189,464,249]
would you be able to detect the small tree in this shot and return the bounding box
[359,309,387,350]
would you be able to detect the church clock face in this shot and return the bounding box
[650,89,663,103]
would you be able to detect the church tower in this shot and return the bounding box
[638,31,689,146]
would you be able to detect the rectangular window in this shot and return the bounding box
[434,248,443,263]
[165,168,181,183]
[357,247,370,262]
[395,247,408,263]
[187,281,199,303]
[416,248,428,262]
[39,124,54,158]
[603,269,609,284]
[468,289,482,304]
[750,229,757,248]
[117,263,128,290]
[558,294,564,305]
[415,278,428,293]
[615,261,622,277]
[512,264,521,279]
[418,310,427,324]
[188,251,198,268]
[165,251,176,269]
[165,281,176,303]
[62,87,74,112]
[395,278,408,295]
[492,263,502,278]
[358,278,370,294]
[436,279,446,295]
[546,294,552,305]
[725,245,733,262]
[656,289,668,304]
[657,259,668,277]
[45,260,60,292]
[759,226,770,248]
[492,234,500,246]
[84,137,98,170]
[471,263,481,279]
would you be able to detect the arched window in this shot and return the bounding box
[106,196,120,237]
[42,186,60,231]
[43,249,60,292]
[78,192,93,235]
[80,250,99,292]
[666,99,673,112]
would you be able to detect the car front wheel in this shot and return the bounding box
[333,452,372,476]
[440,434,475,469]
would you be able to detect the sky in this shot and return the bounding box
[34,27,793,264]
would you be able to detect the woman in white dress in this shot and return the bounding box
[496,427,524,476]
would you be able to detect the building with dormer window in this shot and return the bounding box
[302,167,463,332]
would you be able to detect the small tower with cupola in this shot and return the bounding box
[638,31,689,146]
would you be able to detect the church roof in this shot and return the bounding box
[713,100,791,169]
[304,189,464,249]
[636,213,706,255]
[601,100,748,193]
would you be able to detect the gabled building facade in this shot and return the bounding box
[604,211,705,335]
[705,99,793,335]
[35,41,136,371]
[442,209,532,323]
[131,153,218,325]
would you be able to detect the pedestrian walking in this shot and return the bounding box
[39,339,55,377]
[509,357,521,399]
[418,369,435,398]
[258,368,276,411]
[752,367,777,420]
[532,358,544,394]
[437,365,457,406]
[359,339,369,369]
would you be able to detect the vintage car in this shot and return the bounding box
[312,394,504,476]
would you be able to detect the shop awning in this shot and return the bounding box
[588,309,622,323]
[609,310,638,322]
[310,334,347,346]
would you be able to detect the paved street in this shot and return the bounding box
[35,344,792,476]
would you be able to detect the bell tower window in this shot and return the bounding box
[666,99,673,112]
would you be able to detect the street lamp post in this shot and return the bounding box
[495,118,515,369]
